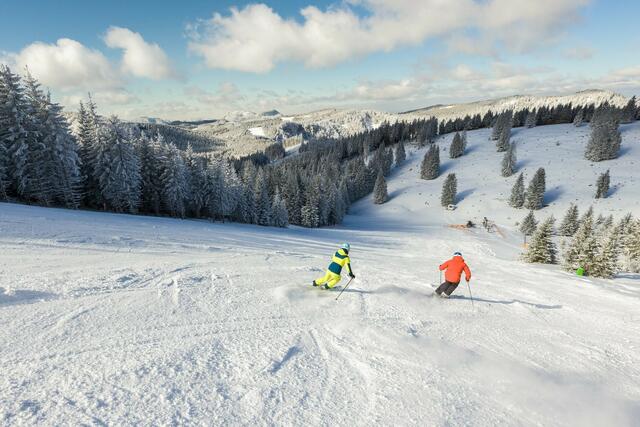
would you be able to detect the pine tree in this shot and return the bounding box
[524,168,545,210]
[0,65,31,199]
[301,203,320,228]
[450,132,464,158]
[559,204,580,236]
[580,206,594,226]
[496,126,511,152]
[491,110,513,141]
[184,145,207,217]
[0,140,7,200]
[420,145,439,180]
[254,170,272,226]
[525,111,537,128]
[621,96,636,123]
[509,173,525,208]
[21,72,57,205]
[373,171,388,204]
[524,216,557,264]
[137,133,163,214]
[394,140,406,165]
[585,107,621,161]
[624,219,640,272]
[159,143,188,218]
[520,211,538,236]
[501,142,517,177]
[563,209,598,274]
[94,117,141,213]
[270,190,289,227]
[77,96,101,208]
[595,170,610,198]
[573,109,584,127]
[440,173,457,207]
[35,89,81,208]
[590,225,620,278]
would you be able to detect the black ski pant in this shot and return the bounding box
[436,281,459,296]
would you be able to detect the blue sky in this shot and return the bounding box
[1,0,638,120]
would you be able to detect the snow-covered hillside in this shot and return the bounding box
[2,122,640,425]
[404,89,629,122]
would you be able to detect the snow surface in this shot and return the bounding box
[2,123,640,425]
[248,127,266,138]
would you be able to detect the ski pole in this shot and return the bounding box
[466,279,475,309]
[335,278,354,301]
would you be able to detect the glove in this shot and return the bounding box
[349,273,356,279]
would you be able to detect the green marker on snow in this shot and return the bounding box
[576,267,585,277]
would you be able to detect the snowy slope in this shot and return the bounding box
[2,123,640,426]
[404,89,630,122]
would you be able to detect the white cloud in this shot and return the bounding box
[564,46,595,60]
[184,82,245,106]
[6,38,120,91]
[188,0,590,73]
[104,26,175,80]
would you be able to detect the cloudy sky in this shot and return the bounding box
[1,0,638,120]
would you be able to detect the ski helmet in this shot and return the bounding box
[453,251,462,257]
[341,243,351,251]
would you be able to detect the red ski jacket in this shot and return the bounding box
[439,256,471,284]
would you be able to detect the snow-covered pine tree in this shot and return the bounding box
[524,168,545,210]
[420,144,439,180]
[159,142,188,218]
[585,106,621,161]
[595,170,610,198]
[580,206,594,226]
[525,110,537,128]
[601,214,614,230]
[563,208,598,274]
[93,117,141,213]
[271,189,289,227]
[491,110,512,141]
[301,203,320,228]
[282,171,302,224]
[524,216,557,264]
[559,204,580,236]
[35,89,82,208]
[394,140,406,165]
[254,170,272,226]
[440,173,457,207]
[573,109,584,127]
[373,170,388,204]
[590,224,620,278]
[219,161,242,221]
[137,133,163,214]
[0,65,31,199]
[0,138,7,199]
[461,130,468,151]
[184,145,207,217]
[77,96,102,208]
[496,126,511,152]
[501,142,517,177]
[624,219,640,272]
[520,210,538,236]
[509,172,525,208]
[621,96,637,123]
[450,132,464,158]
[383,146,393,176]
[21,71,55,205]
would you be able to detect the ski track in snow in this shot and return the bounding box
[2,123,640,425]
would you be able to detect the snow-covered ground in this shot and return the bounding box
[2,123,640,425]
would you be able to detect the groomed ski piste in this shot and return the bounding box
[2,123,640,426]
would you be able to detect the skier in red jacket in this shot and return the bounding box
[436,252,471,298]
